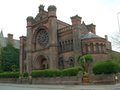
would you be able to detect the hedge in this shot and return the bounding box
[0,72,19,78]
[0,67,81,78]
[32,67,81,77]
[92,60,120,75]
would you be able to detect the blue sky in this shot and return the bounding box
[0,0,120,51]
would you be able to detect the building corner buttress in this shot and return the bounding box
[48,5,58,69]
[26,16,34,75]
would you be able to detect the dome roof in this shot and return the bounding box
[81,32,102,39]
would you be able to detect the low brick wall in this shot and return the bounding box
[0,74,118,85]
[90,74,116,84]
[0,78,19,83]
[32,76,82,85]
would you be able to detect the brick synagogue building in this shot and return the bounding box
[20,5,112,74]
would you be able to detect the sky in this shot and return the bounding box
[0,0,120,51]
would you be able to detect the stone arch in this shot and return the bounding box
[33,54,49,70]
[32,26,49,44]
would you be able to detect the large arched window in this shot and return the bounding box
[58,57,64,69]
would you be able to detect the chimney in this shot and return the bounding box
[105,35,108,41]
[7,34,13,44]
[8,34,13,40]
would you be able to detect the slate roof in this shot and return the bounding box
[81,32,102,39]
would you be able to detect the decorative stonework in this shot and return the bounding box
[37,29,49,47]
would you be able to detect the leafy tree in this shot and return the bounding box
[0,42,19,72]
[92,60,120,75]
[108,51,120,63]
[77,54,93,72]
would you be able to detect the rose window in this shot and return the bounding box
[37,29,49,47]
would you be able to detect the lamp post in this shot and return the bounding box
[117,12,120,32]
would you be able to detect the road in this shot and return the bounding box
[0,83,120,90]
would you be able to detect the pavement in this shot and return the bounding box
[0,83,120,90]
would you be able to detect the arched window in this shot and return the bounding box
[96,43,99,53]
[59,42,62,53]
[90,43,94,53]
[69,57,75,67]
[68,40,70,51]
[70,40,73,50]
[58,57,64,69]
[65,41,67,52]
[62,42,65,52]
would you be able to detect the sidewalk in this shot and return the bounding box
[0,83,120,90]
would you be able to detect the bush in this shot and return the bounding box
[0,72,19,78]
[61,67,81,76]
[32,69,61,77]
[32,67,81,77]
[92,60,120,75]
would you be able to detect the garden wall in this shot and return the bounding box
[32,76,81,85]
[0,74,118,84]
[90,74,116,84]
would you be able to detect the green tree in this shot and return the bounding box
[78,54,93,73]
[0,42,19,72]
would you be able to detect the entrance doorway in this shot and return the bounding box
[33,55,48,70]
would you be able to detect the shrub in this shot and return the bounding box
[32,69,61,77]
[61,67,81,76]
[92,60,120,75]
[0,72,19,78]
[32,67,81,77]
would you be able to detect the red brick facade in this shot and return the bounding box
[19,5,112,75]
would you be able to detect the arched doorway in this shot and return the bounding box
[33,55,49,70]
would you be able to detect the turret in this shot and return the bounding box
[26,16,34,27]
[71,15,82,25]
[48,5,56,17]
